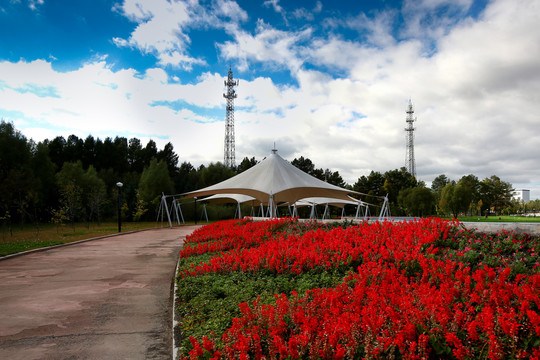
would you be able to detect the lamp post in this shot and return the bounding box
[194,197,197,225]
[116,182,123,232]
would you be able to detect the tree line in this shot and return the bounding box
[0,120,525,231]
[352,171,517,218]
[294,157,521,218]
[0,120,263,230]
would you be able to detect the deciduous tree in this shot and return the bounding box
[398,186,435,217]
[439,181,472,218]
[138,159,174,219]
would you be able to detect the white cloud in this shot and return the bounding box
[113,0,201,68]
[157,52,207,70]
[263,0,322,23]
[401,0,474,42]
[291,8,314,21]
[0,59,215,156]
[346,10,397,47]
[2,0,540,199]
[113,0,247,69]
[263,0,284,15]
[28,0,44,11]
[214,0,248,22]
[218,19,312,72]
[256,0,539,191]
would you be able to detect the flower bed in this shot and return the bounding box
[175,218,540,359]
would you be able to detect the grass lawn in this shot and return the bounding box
[0,221,165,257]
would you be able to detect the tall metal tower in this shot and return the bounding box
[405,99,417,178]
[223,67,239,168]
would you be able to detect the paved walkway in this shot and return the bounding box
[461,221,540,235]
[0,226,199,360]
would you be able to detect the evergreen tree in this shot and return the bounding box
[56,161,86,229]
[198,162,236,188]
[237,157,258,173]
[31,142,58,219]
[175,162,197,193]
[128,138,145,173]
[157,142,179,177]
[291,156,315,175]
[0,121,33,226]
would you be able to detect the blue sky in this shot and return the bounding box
[1,0,540,199]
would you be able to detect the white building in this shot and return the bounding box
[512,189,530,202]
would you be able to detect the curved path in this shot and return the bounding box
[0,226,199,360]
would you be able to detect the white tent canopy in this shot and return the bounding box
[199,194,259,220]
[182,150,359,216]
[291,196,362,219]
[296,197,359,207]
[202,193,258,205]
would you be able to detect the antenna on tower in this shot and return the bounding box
[405,99,417,178]
[223,67,239,168]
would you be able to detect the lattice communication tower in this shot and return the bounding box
[223,67,239,168]
[405,99,417,178]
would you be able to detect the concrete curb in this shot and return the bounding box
[0,226,173,261]
[173,259,180,360]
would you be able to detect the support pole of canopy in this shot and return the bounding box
[176,201,185,224]
[379,194,390,221]
[170,198,183,225]
[322,204,329,220]
[309,204,315,220]
[355,202,361,220]
[365,203,370,220]
[156,196,163,226]
[170,198,179,224]
[341,207,345,219]
[159,193,172,228]
[269,194,275,218]
[201,203,209,223]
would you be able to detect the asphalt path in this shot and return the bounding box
[0,226,199,360]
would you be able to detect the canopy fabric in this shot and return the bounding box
[296,197,359,208]
[182,150,358,205]
[202,193,258,205]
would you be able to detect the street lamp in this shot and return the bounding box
[194,197,197,225]
[116,182,123,232]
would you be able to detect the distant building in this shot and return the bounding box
[512,189,530,202]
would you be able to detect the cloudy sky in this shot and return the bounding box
[1,0,539,198]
